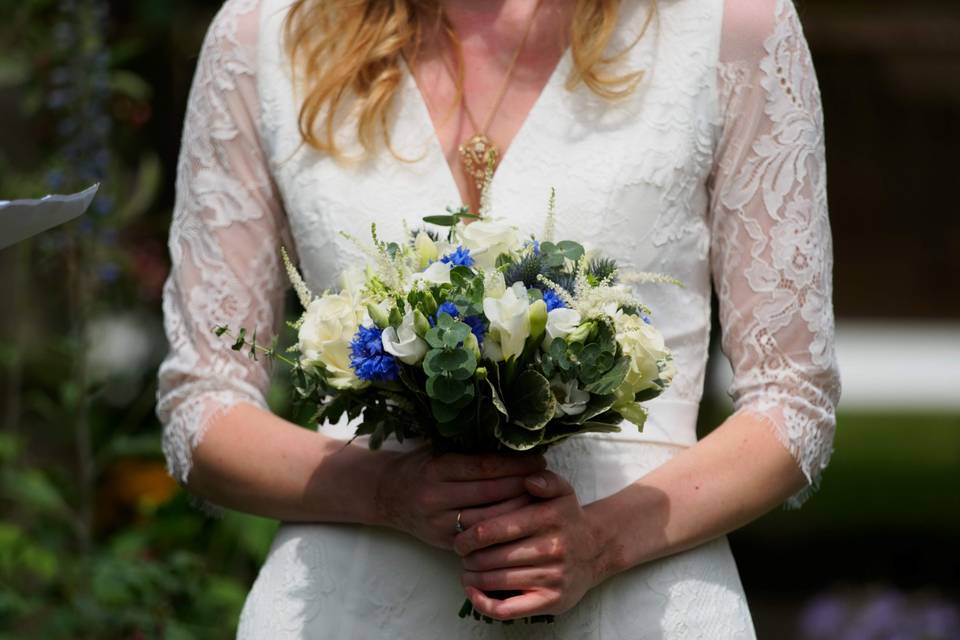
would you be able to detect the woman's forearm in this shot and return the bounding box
[187,402,395,524]
[586,411,808,582]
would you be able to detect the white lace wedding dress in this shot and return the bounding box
[157,0,841,636]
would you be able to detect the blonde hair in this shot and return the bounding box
[284,0,655,158]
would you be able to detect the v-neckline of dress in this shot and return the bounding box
[399,48,572,212]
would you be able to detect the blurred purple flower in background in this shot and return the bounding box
[799,586,960,640]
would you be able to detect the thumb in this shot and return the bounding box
[525,470,574,499]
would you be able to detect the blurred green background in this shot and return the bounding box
[0,0,958,638]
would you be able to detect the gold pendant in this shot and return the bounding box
[459,133,499,192]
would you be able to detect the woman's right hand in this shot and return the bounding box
[375,447,546,550]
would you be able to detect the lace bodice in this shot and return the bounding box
[157,0,840,508]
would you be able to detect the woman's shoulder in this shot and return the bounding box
[202,0,265,57]
[719,0,804,63]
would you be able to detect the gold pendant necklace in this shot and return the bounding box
[460,133,499,192]
[446,0,544,195]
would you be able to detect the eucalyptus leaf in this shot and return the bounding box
[583,356,631,395]
[431,398,462,424]
[426,375,468,404]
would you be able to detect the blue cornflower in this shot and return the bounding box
[542,289,567,312]
[463,315,487,343]
[440,245,475,267]
[527,240,541,256]
[430,302,460,327]
[349,325,399,382]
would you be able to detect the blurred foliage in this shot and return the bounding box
[0,0,274,637]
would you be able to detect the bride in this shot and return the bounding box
[157,0,840,636]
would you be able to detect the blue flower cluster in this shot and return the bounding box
[349,326,399,382]
[431,302,486,343]
[542,289,567,312]
[440,245,475,267]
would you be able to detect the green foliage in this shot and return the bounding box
[0,1,275,637]
[423,314,478,425]
[586,257,618,284]
[539,240,584,268]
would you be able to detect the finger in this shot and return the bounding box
[464,586,556,621]
[454,504,543,556]
[461,536,560,571]
[433,453,546,482]
[461,565,562,591]
[459,494,532,531]
[436,476,529,510]
[524,470,575,500]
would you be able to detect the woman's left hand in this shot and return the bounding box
[453,470,606,620]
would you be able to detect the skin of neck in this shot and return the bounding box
[432,0,572,67]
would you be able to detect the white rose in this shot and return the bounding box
[381,311,429,365]
[615,314,672,396]
[482,282,530,361]
[550,375,591,416]
[298,293,365,389]
[543,307,582,349]
[459,218,520,269]
[412,260,452,285]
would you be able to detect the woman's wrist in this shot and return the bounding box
[320,441,400,527]
[583,484,673,584]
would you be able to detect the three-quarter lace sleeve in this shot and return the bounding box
[157,0,289,485]
[710,0,841,506]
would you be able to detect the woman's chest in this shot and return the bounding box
[257,0,723,292]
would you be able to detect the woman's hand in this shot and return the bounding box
[453,470,606,620]
[375,447,546,550]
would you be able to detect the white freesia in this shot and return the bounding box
[459,218,520,269]
[543,307,582,349]
[412,260,451,285]
[550,375,591,416]
[298,292,365,389]
[381,311,429,365]
[413,231,438,269]
[483,270,506,299]
[482,282,530,361]
[482,338,503,362]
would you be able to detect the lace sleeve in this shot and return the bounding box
[157,0,289,486]
[710,0,841,507]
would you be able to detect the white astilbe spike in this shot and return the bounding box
[281,246,313,309]
[340,226,406,293]
[573,255,591,298]
[536,274,577,308]
[620,270,685,288]
[542,187,557,242]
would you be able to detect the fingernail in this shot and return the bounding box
[528,474,547,489]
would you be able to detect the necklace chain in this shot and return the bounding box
[442,0,545,195]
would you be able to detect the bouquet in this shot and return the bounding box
[217,192,678,622]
